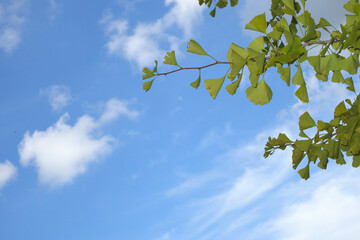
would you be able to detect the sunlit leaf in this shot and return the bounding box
[245,77,273,105]
[187,40,209,56]
[298,164,310,180]
[204,75,226,99]
[143,79,154,92]
[163,51,179,66]
[226,74,242,95]
[299,111,316,130]
[191,71,201,89]
[295,84,309,103]
[245,13,267,34]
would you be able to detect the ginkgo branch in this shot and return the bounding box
[157,61,231,76]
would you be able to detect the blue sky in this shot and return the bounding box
[1,0,360,239]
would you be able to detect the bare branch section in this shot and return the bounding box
[157,62,231,76]
[157,38,339,76]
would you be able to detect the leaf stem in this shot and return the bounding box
[157,61,231,76]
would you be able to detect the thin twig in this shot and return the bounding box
[157,38,340,76]
[157,61,231,76]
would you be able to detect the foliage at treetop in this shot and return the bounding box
[142,0,360,180]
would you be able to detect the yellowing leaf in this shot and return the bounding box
[298,164,310,180]
[299,111,316,130]
[191,72,201,89]
[334,101,347,117]
[187,40,209,56]
[245,13,267,34]
[204,75,226,99]
[228,50,246,80]
[295,84,309,103]
[225,74,242,95]
[245,77,273,105]
[292,65,305,85]
[142,67,155,80]
[143,80,154,92]
[277,65,291,86]
[163,50,179,66]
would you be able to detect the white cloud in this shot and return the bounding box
[0,160,17,189]
[264,172,360,240]
[40,85,72,111]
[18,98,139,187]
[101,0,204,67]
[0,0,27,53]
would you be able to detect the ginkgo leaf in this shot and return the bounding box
[292,65,305,85]
[278,65,291,86]
[163,51,179,66]
[230,0,238,7]
[228,50,246,80]
[191,71,201,89]
[352,156,360,168]
[249,37,265,52]
[142,67,156,80]
[334,101,347,117]
[216,0,228,8]
[226,74,242,95]
[292,148,305,169]
[187,40,209,56]
[143,80,154,92]
[344,77,356,92]
[299,111,316,130]
[317,18,331,28]
[332,70,345,83]
[298,164,310,180]
[204,75,226,99]
[245,13,267,34]
[245,77,273,105]
[295,84,309,103]
[295,139,312,152]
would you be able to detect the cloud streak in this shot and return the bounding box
[0,0,27,53]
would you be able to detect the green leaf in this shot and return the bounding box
[163,50,179,66]
[142,67,155,80]
[143,80,154,92]
[317,18,332,28]
[340,54,359,75]
[245,13,267,34]
[332,70,345,83]
[245,77,273,105]
[216,0,228,8]
[225,74,242,95]
[344,77,356,93]
[282,0,295,11]
[230,0,238,7]
[295,84,309,103]
[204,75,226,99]
[323,139,340,159]
[191,71,201,89]
[298,164,310,180]
[317,150,329,169]
[228,50,246,80]
[292,65,305,85]
[248,37,265,52]
[295,139,312,152]
[344,0,358,13]
[277,65,291,86]
[292,148,305,169]
[350,134,360,155]
[334,101,347,117]
[276,133,293,145]
[210,7,216,17]
[352,156,360,168]
[336,151,347,165]
[299,111,316,130]
[187,40,209,56]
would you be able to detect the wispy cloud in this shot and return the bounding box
[159,70,357,240]
[0,0,27,53]
[100,0,204,67]
[48,0,61,21]
[0,160,17,190]
[40,85,72,111]
[18,98,139,187]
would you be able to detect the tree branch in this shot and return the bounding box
[156,61,231,76]
[156,38,340,76]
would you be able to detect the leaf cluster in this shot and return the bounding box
[141,0,360,179]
